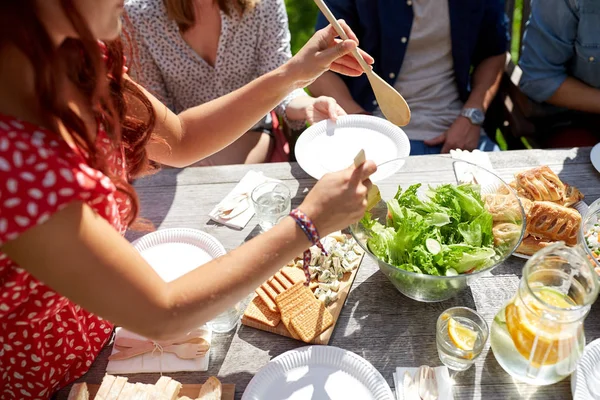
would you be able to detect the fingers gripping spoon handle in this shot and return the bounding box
[353,149,381,211]
[313,0,411,126]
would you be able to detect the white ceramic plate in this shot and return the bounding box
[572,338,600,399]
[512,201,589,260]
[591,143,600,174]
[132,228,226,282]
[242,346,394,400]
[295,115,411,183]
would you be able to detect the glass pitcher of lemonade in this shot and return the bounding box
[490,242,599,385]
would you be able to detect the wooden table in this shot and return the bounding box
[57,148,600,400]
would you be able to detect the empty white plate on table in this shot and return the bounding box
[132,228,226,282]
[591,143,600,174]
[572,338,600,399]
[295,115,410,183]
[242,345,394,400]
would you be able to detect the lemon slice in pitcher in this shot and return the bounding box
[448,317,478,351]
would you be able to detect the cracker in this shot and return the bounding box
[281,266,306,285]
[285,320,302,340]
[268,276,285,294]
[275,283,310,311]
[274,271,293,289]
[244,296,281,327]
[255,286,277,312]
[261,281,279,302]
[290,300,334,342]
[277,284,315,340]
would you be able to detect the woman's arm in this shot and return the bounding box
[1,163,375,340]
[143,22,373,168]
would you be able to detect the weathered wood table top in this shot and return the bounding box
[57,148,600,400]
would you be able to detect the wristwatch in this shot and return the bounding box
[461,108,485,125]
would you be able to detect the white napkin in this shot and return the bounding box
[208,170,279,229]
[106,326,211,374]
[449,149,498,192]
[393,367,454,400]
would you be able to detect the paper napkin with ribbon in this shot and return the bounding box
[106,326,212,374]
[209,170,279,230]
[393,366,454,400]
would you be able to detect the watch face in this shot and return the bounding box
[464,108,485,125]
[472,109,485,124]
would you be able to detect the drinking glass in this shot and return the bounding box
[436,307,489,371]
[251,182,291,231]
[490,242,599,385]
[207,302,242,333]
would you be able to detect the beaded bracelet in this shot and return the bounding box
[289,209,328,285]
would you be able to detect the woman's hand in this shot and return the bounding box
[286,96,347,124]
[284,20,374,89]
[299,161,377,236]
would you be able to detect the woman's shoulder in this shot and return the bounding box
[251,0,286,16]
[125,0,168,25]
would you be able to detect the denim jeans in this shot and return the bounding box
[409,135,499,156]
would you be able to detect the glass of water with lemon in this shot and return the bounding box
[436,307,489,371]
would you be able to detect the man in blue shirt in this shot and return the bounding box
[519,0,600,147]
[309,0,509,155]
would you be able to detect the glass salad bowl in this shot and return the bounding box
[579,197,600,277]
[350,156,526,302]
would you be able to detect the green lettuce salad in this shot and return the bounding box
[360,183,498,276]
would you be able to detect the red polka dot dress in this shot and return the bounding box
[0,114,131,399]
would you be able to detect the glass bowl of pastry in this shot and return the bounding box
[350,156,526,302]
[580,198,600,277]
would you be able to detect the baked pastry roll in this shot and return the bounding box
[484,194,525,223]
[515,166,565,202]
[526,201,581,245]
[516,236,554,256]
[518,197,533,214]
[493,222,522,247]
[561,184,584,207]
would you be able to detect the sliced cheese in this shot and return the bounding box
[116,383,136,400]
[105,376,128,400]
[67,383,89,400]
[164,379,182,400]
[130,383,151,400]
[96,375,116,400]
[154,377,172,392]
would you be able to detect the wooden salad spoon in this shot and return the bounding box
[314,0,411,126]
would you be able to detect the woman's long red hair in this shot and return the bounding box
[0,0,159,228]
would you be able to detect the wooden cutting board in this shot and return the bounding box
[86,383,235,400]
[241,253,364,345]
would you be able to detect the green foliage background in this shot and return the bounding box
[284,0,319,55]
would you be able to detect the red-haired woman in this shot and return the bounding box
[126,0,346,165]
[0,1,375,398]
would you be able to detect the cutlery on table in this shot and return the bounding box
[415,365,439,400]
[402,370,420,400]
[313,0,411,127]
[353,149,381,211]
[215,193,250,220]
[109,342,209,361]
